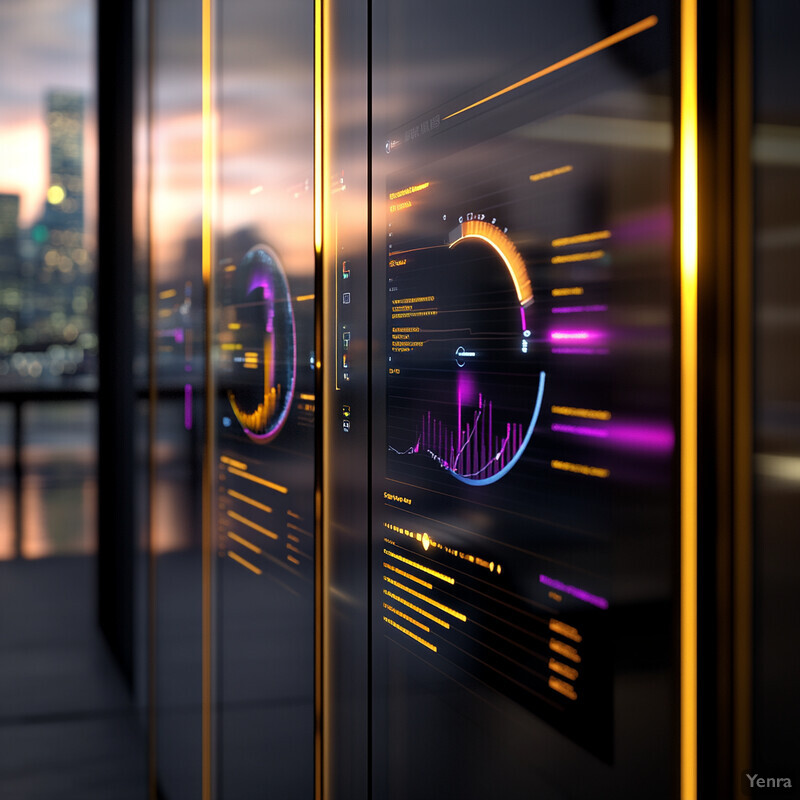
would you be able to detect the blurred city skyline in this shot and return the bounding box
[0,0,94,228]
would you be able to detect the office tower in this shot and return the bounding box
[0,193,20,274]
[46,90,84,227]
[0,193,21,356]
[33,90,93,356]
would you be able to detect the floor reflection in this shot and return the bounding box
[20,472,96,559]
[0,400,96,560]
[0,400,148,798]
[0,555,148,799]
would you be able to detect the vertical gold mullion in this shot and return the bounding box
[680,0,698,798]
[314,2,325,800]
[201,0,215,795]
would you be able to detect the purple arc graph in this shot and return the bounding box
[227,244,296,443]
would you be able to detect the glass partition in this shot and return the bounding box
[370,1,677,796]
[149,0,205,795]
[752,0,800,783]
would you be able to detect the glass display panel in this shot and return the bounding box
[371,1,676,796]
[752,0,800,784]
[214,0,316,796]
[149,1,205,796]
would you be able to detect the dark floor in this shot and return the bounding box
[0,555,148,800]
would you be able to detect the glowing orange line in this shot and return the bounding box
[227,531,261,554]
[384,548,455,584]
[228,550,262,575]
[383,576,467,622]
[383,602,431,633]
[552,230,611,247]
[383,589,450,629]
[551,250,605,264]
[550,459,609,478]
[383,562,433,590]
[551,405,611,421]
[383,616,437,652]
[220,455,247,470]
[226,489,272,514]
[227,510,278,540]
[443,16,658,121]
[227,466,288,494]
[530,165,573,182]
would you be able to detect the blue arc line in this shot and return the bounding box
[449,371,546,486]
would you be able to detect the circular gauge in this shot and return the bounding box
[388,219,545,485]
[226,245,296,442]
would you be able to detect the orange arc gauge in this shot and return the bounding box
[448,220,533,308]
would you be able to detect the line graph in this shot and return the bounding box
[390,371,545,485]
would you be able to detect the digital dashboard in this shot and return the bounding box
[371,1,675,793]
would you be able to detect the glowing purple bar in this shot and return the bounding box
[184,384,192,430]
[610,422,675,452]
[551,347,597,355]
[540,574,608,610]
[156,328,184,343]
[551,423,608,438]
[550,329,604,342]
[551,305,608,314]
